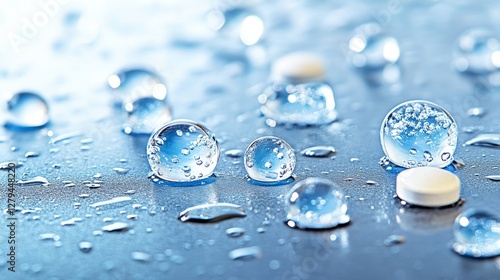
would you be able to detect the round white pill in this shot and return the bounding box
[271,52,326,82]
[396,166,460,207]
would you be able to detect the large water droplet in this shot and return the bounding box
[260,82,337,126]
[147,119,219,182]
[244,136,295,182]
[178,203,246,222]
[228,246,263,260]
[454,29,500,74]
[285,178,350,229]
[464,134,500,147]
[452,209,500,258]
[301,146,336,157]
[5,92,50,128]
[380,100,458,168]
[108,68,168,107]
[123,97,172,135]
[348,23,400,69]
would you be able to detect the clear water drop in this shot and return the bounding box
[226,227,246,238]
[464,134,500,147]
[79,242,92,253]
[48,131,83,144]
[113,167,129,174]
[131,252,153,262]
[207,7,264,46]
[383,235,405,246]
[301,146,336,157]
[25,151,40,158]
[467,107,486,118]
[5,92,50,128]
[452,209,500,258]
[454,29,500,74]
[147,119,219,182]
[244,136,295,182]
[348,23,400,69]
[178,203,246,222]
[380,100,458,168]
[123,97,172,135]
[228,246,263,261]
[108,68,167,107]
[485,175,500,181]
[224,149,244,158]
[18,176,49,186]
[285,178,350,229]
[260,82,337,126]
[101,222,129,232]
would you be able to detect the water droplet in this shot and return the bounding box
[18,176,49,186]
[228,246,263,261]
[61,217,82,226]
[39,233,60,241]
[380,100,457,168]
[226,227,245,238]
[108,68,167,107]
[366,180,377,185]
[178,203,246,222]
[383,235,405,246]
[131,252,153,262]
[464,134,500,147]
[79,242,92,253]
[147,119,219,182]
[244,136,295,182]
[127,214,138,220]
[485,175,500,181]
[301,146,336,157]
[224,149,244,158]
[25,151,40,158]
[348,23,400,69]
[467,107,486,118]
[113,167,129,174]
[454,29,500,74]
[260,82,337,126]
[452,209,500,258]
[208,7,264,46]
[285,178,350,229]
[5,92,50,128]
[123,97,172,135]
[101,222,129,232]
[48,131,83,144]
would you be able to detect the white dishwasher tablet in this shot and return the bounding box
[396,166,460,207]
[271,52,325,82]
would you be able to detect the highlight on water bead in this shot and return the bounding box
[244,136,295,182]
[147,119,219,182]
[380,100,458,168]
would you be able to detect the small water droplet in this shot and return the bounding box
[454,29,500,74]
[244,136,295,182]
[25,151,40,158]
[123,97,172,135]
[485,175,500,181]
[260,82,337,126]
[131,251,153,262]
[48,131,83,144]
[228,246,263,261]
[226,227,246,238]
[285,178,350,229]
[452,209,500,258]
[225,149,244,158]
[61,217,82,226]
[102,222,129,232]
[147,120,219,182]
[113,167,129,174]
[383,235,405,246]
[178,203,246,222]
[348,23,400,69]
[380,100,457,168]
[467,107,486,118]
[301,146,336,157]
[464,134,500,147]
[5,92,50,128]
[18,176,49,186]
[79,242,92,253]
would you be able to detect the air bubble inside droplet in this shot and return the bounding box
[244,136,295,182]
[285,178,350,229]
[380,100,458,168]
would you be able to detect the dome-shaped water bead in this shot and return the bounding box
[5,92,50,128]
[380,100,458,168]
[285,178,349,229]
[147,120,219,182]
[244,136,295,182]
[454,29,500,74]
